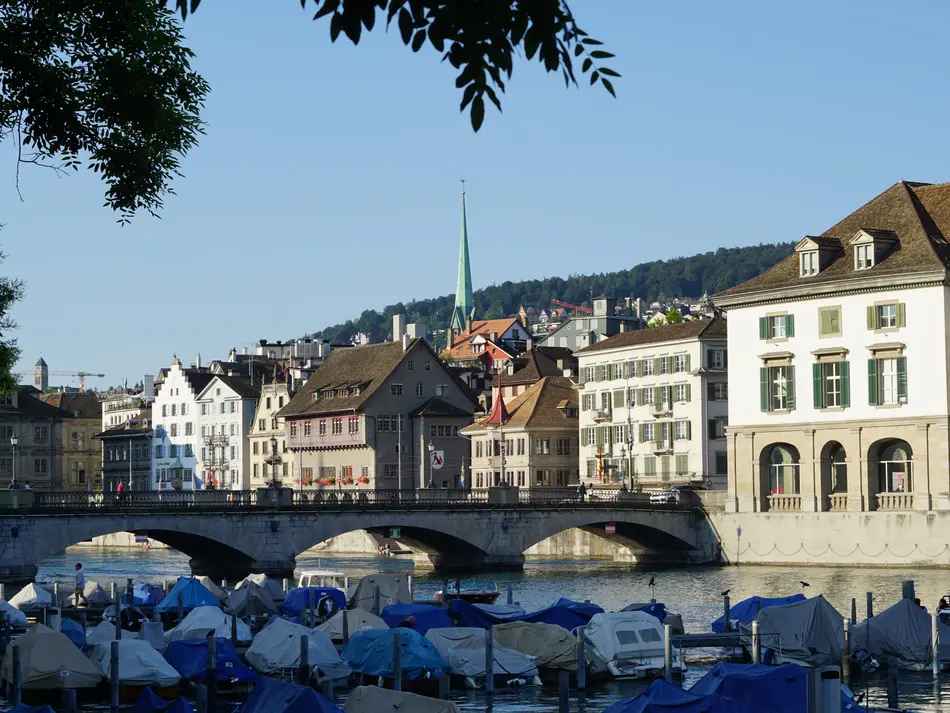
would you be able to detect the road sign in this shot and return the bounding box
[430,450,445,470]
[605,523,616,535]
[390,527,401,538]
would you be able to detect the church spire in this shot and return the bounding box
[451,180,474,336]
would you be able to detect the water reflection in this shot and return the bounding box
[37,549,950,711]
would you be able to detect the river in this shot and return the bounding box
[36,548,950,712]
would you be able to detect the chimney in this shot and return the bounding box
[393,314,407,342]
[465,315,473,334]
[143,375,155,402]
[401,333,410,351]
[196,353,202,369]
[488,331,498,343]
[526,337,534,352]
[243,346,248,355]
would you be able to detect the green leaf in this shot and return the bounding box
[329,12,343,41]
[313,0,339,21]
[601,78,616,97]
[470,95,485,132]
[599,67,621,77]
[411,29,426,52]
[460,82,478,111]
[590,70,599,85]
[590,50,615,59]
[580,38,603,45]
[582,58,592,73]
[398,8,413,44]
[574,44,584,57]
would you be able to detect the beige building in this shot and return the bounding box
[462,376,579,489]
[249,379,293,487]
[40,391,102,491]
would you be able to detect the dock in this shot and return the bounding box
[672,632,742,648]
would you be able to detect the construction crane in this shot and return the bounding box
[551,299,592,315]
[47,371,106,392]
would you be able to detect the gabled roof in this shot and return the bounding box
[197,374,261,401]
[180,369,215,397]
[575,317,726,355]
[40,391,101,419]
[18,387,70,420]
[463,377,577,432]
[442,318,521,360]
[409,398,472,419]
[716,181,950,300]
[95,413,153,439]
[492,346,577,387]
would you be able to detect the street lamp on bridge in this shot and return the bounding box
[10,433,18,489]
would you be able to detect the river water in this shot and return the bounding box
[36,548,950,712]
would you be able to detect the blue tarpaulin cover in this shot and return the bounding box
[281,588,347,617]
[623,602,668,623]
[9,705,56,713]
[155,577,219,613]
[164,637,256,683]
[450,598,603,631]
[380,603,452,635]
[711,595,806,633]
[130,689,194,713]
[342,628,446,680]
[240,674,342,713]
[60,618,86,649]
[133,581,165,607]
[603,680,735,713]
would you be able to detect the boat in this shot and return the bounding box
[379,603,452,635]
[297,569,349,591]
[195,576,227,603]
[131,688,194,713]
[225,581,279,618]
[433,582,500,605]
[86,620,138,646]
[245,617,350,683]
[0,598,29,629]
[584,611,683,679]
[852,597,947,671]
[243,675,341,713]
[165,606,252,644]
[0,624,101,695]
[424,627,540,689]
[315,609,388,643]
[10,583,53,614]
[342,684,460,713]
[62,581,113,608]
[163,637,255,694]
[347,574,412,613]
[622,601,685,636]
[236,573,285,604]
[739,595,844,667]
[450,597,603,631]
[342,628,446,692]
[89,639,181,702]
[282,586,347,624]
[710,594,806,633]
[154,577,219,614]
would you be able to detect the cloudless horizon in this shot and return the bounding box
[5,0,950,387]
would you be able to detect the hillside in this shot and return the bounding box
[308,242,794,344]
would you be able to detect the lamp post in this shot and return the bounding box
[427,442,435,488]
[270,435,279,487]
[10,433,18,489]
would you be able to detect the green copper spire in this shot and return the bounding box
[451,181,474,333]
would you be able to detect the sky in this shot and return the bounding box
[4,0,950,387]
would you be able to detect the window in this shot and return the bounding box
[714,452,728,475]
[707,348,727,370]
[230,446,236,460]
[201,426,207,438]
[582,427,595,448]
[230,402,236,414]
[613,425,625,445]
[869,303,905,331]
[800,251,819,276]
[583,366,595,383]
[644,456,657,476]
[230,424,236,436]
[266,397,272,409]
[709,418,727,439]
[675,454,689,475]
[201,404,207,416]
[598,365,609,382]
[557,438,572,456]
[332,419,343,435]
[674,355,687,373]
[759,314,794,340]
[435,384,448,397]
[642,423,656,442]
[390,383,403,396]
[303,422,312,437]
[71,431,85,450]
[658,357,671,375]
[612,363,624,380]
[33,458,48,474]
[407,360,414,371]
[319,420,327,436]
[813,361,849,409]
[819,307,842,338]
[162,405,167,417]
[517,471,525,487]
[279,397,284,407]
[181,403,187,415]
[673,384,688,403]
[581,393,596,411]
[760,365,795,411]
[202,447,208,460]
[171,404,177,416]
[155,445,163,459]
[855,244,874,269]
[185,422,194,436]
[290,423,298,438]
[425,362,431,371]
[869,357,907,406]
[708,382,728,401]
[642,359,655,376]
[169,444,178,458]
[383,464,399,478]
[348,417,359,435]
[0,395,11,406]
[34,426,48,443]
[169,423,178,437]
[415,382,424,397]
[675,421,690,440]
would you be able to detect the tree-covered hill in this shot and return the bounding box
[307,242,795,344]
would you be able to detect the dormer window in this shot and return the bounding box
[800,251,819,277]
[850,229,896,271]
[855,244,874,270]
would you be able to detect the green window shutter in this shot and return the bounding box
[812,362,823,409]
[613,390,623,408]
[787,365,796,409]
[897,303,906,328]
[785,314,795,338]
[653,386,661,405]
[685,354,691,371]
[686,421,692,440]
[866,306,876,331]
[759,317,768,340]
[706,348,714,366]
[595,428,604,447]
[653,358,661,373]
[606,427,613,446]
[636,360,643,378]
[760,367,770,411]
[819,309,830,336]
[707,383,715,401]
[841,360,850,408]
[639,424,646,442]
[897,356,908,402]
[685,384,692,402]
[868,358,879,406]
[708,419,715,436]
[579,368,586,385]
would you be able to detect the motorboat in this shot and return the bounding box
[585,611,683,679]
[739,595,843,667]
[89,639,181,701]
[425,627,540,689]
[245,618,350,683]
[342,628,446,693]
[433,581,500,605]
[297,569,349,591]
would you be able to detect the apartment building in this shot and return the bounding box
[195,375,259,490]
[248,379,293,487]
[151,357,213,491]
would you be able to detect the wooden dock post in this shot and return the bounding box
[485,625,495,694]
[558,670,569,713]
[109,640,120,713]
[299,634,310,686]
[576,625,586,690]
[723,595,730,631]
[392,630,401,692]
[664,623,673,682]
[751,620,761,664]
[842,619,851,686]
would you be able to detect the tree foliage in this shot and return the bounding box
[306,242,795,344]
[176,0,618,131]
[0,237,24,396]
[0,0,210,221]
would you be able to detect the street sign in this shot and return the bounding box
[430,450,445,470]
[134,534,149,543]
[605,523,616,535]
[390,527,401,538]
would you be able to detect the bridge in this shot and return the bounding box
[0,488,721,585]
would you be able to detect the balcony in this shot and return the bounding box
[291,431,367,450]
[592,410,611,423]
[204,435,229,447]
[651,439,673,454]
[827,494,848,512]
[876,492,914,511]
[768,494,802,512]
[650,403,673,418]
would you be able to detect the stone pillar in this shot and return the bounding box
[913,423,932,511]
[933,421,950,511]
[725,433,739,513]
[848,427,867,512]
[800,428,818,512]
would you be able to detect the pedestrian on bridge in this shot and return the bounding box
[74,563,88,607]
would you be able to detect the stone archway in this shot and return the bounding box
[819,441,847,511]
[867,438,913,511]
[758,443,801,511]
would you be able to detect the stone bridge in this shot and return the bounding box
[0,489,721,584]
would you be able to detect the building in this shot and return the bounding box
[0,386,64,488]
[715,180,950,514]
[40,391,103,491]
[151,357,214,491]
[491,345,577,401]
[226,339,341,384]
[442,318,529,365]
[450,186,475,339]
[462,376,580,489]
[101,396,148,430]
[575,318,728,489]
[95,414,152,492]
[34,358,48,392]
[537,296,641,353]
[278,336,478,491]
[195,375,260,490]
[248,379,294,487]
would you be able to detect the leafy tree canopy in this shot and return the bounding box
[0,241,23,396]
[177,0,618,131]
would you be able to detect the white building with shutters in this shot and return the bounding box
[715,180,950,516]
[195,375,260,490]
[575,318,728,490]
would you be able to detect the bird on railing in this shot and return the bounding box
[720,589,730,597]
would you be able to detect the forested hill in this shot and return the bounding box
[307,242,795,344]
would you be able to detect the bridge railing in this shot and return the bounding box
[291,488,489,507]
[31,490,255,511]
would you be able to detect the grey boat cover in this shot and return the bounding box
[166,606,252,643]
[196,576,227,602]
[425,627,539,678]
[138,621,167,652]
[474,603,525,618]
[86,620,137,646]
[245,618,350,681]
[741,595,844,666]
[852,598,945,666]
[343,685,461,713]
[10,583,53,610]
[584,611,666,664]
[0,624,101,689]
[348,574,411,612]
[316,609,388,642]
[63,581,113,607]
[226,581,278,617]
[237,573,285,603]
[492,621,579,671]
[90,639,180,687]
[0,598,29,628]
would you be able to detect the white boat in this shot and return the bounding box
[424,627,540,689]
[89,639,181,688]
[165,606,252,644]
[10,583,53,611]
[246,618,350,682]
[584,611,683,679]
[297,569,349,591]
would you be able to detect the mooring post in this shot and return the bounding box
[342,610,350,644]
[321,679,333,702]
[850,598,856,626]
[62,688,77,713]
[12,643,21,707]
[866,591,873,619]
[576,625,586,690]
[231,612,238,647]
[79,610,87,635]
[392,630,402,692]
[53,582,60,606]
[664,623,673,682]
[438,674,450,699]
[507,583,513,606]
[558,670,569,713]
[441,580,449,609]
[114,597,121,641]
[282,578,289,595]
[752,620,761,664]
[110,581,117,602]
[177,592,184,624]
[373,586,381,616]
[723,594,731,631]
[110,640,120,713]
[299,634,310,686]
[0,582,6,601]
[886,663,899,709]
[196,684,208,713]
[842,619,851,687]
[207,635,217,711]
[933,612,940,677]
[485,625,495,694]
[309,588,316,628]
[901,580,915,601]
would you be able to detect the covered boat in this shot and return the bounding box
[131,689,193,713]
[0,624,101,689]
[474,603,525,619]
[237,573,285,603]
[622,602,684,636]
[380,603,452,635]
[342,685,460,713]
[852,597,946,670]
[602,680,733,713]
[165,606,252,644]
[86,620,137,646]
[59,618,87,650]
[10,584,53,611]
[90,639,181,689]
[155,578,219,613]
[282,587,347,620]
[138,622,167,653]
[492,621,579,671]
[711,595,806,633]
[0,599,29,628]
[450,598,603,631]
[585,612,682,679]
[245,618,350,681]
[164,638,255,684]
[316,609,388,642]
[132,581,165,608]
[740,595,843,667]
[348,574,411,612]
[342,628,446,681]
[226,582,278,617]
[243,675,342,713]
[196,577,227,602]
[63,581,113,608]
[424,627,539,687]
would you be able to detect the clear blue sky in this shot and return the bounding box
[4,0,950,387]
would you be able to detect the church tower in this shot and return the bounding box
[34,357,48,392]
[450,182,475,344]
